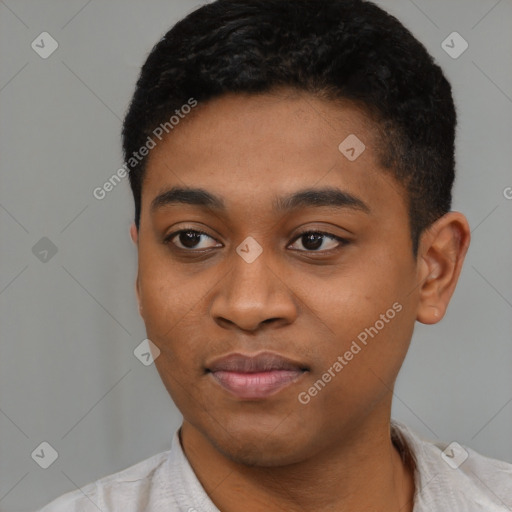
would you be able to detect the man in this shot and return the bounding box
[40,0,512,510]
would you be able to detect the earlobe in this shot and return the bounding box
[416,212,470,325]
[130,222,138,245]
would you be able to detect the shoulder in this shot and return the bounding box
[38,449,173,512]
[392,420,512,511]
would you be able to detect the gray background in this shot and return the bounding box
[0,0,511,510]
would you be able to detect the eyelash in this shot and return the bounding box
[163,228,349,254]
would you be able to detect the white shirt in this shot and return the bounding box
[39,420,512,511]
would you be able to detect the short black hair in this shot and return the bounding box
[122,0,456,256]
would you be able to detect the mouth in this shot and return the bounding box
[205,351,309,400]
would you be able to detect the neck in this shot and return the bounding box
[179,414,415,512]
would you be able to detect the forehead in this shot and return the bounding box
[141,91,406,222]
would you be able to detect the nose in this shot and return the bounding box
[210,249,299,332]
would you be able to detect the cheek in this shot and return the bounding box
[137,246,199,335]
[138,263,207,407]
[299,254,415,393]
[139,257,191,359]
[301,260,402,342]
[137,250,218,377]
[139,278,181,342]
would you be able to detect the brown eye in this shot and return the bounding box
[165,230,220,250]
[289,231,347,252]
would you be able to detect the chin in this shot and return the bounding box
[199,413,314,467]
[214,435,307,467]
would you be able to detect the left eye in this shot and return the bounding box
[289,231,346,252]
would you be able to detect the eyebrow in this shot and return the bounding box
[150,186,371,215]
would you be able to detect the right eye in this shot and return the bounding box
[164,229,222,251]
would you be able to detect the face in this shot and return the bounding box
[133,90,422,466]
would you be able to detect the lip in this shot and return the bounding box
[206,351,309,400]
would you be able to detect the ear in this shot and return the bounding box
[130,222,138,245]
[416,212,470,324]
[129,222,143,318]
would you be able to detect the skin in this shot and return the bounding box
[129,89,470,512]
